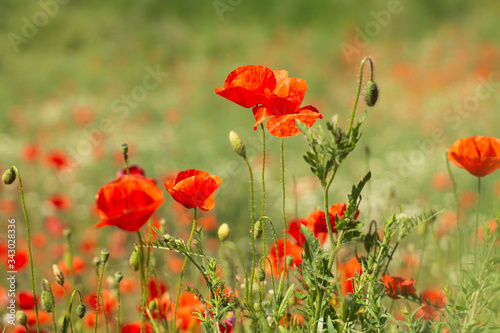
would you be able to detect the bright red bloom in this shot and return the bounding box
[382,275,417,299]
[121,322,154,333]
[215,65,322,138]
[448,136,500,177]
[164,169,222,211]
[268,239,303,276]
[339,257,362,294]
[175,292,203,330]
[417,290,446,320]
[18,291,38,309]
[95,174,164,231]
[287,218,309,246]
[307,203,360,236]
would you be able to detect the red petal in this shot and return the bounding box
[252,105,274,130]
[266,106,322,137]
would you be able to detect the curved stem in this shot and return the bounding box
[11,166,39,333]
[94,260,107,333]
[244,157,256,303]
[174,207,198,330]
[347,57,374,142]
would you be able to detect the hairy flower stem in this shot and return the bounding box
[65,232,76,287]
[280,138,288,277]
[474,177,481,259]
[116,282,121,333]
[244,157,257,304]
[136,232,147,333]
[94,260,107,333]
[347,57,374,143]
[260,124,267,302]
[63,288,74,333]
[174,207,198,329]
[11,166,40,333]
[446,154,462,272]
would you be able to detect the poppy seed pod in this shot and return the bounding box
[2,167,16,185]
[363,80,379,107]
[100,249,110,263]
[218,223,231,242]
[76,304,86,318]
[115,271,123,283]
[121,143,128,155]
[229,131,247,158]
[16,311,28,326]
[52,264,64,286]
[129,248,140,271]
[254,220,263,239]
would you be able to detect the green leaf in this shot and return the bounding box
[277,284,295,320]
[60,315,69,333]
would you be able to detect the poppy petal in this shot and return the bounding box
[266,106,322,137]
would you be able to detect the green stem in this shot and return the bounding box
[116,282,121,333]
[44,281,57,333]
[12,166,40,333]
[260,124,267,302]
[94,260,107,333]
[136,232,147,333]
[446,154,462,272]
[325,165,340,271]
[244,157,256,304]
[174,207,198,330]
[347,57,374,143]
[280,138,288,276]
[146,309,162,333]
[474,177,481,259]
[63,287,74,333]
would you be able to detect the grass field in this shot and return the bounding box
[1,1,499,332]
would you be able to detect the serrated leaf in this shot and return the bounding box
[60,315,69,333]
[277,284,295,319]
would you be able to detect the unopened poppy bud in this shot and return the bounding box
[93,257,101,267]
[16,311,28,326]
[257,269,266,282]
[53,264,64,286]
[129,249,140,271]
[76,304,86,318]
[148,298,159,312]
[229,131,246,158]
[121,143,128,155]
[41,290,54,312]
[254,220,263,239]
[363,80,379,107]
[115,271,123,284]
[218,223,231,242]
[100,249,110,263]
[2,167,16,185]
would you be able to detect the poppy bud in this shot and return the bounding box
[363,80,379,107]
[218,223,231,242]
[229,131,246,158]
[121,143,128,155]
[100,249,110,263]
[129,248,140,271]
[76,304,86,318]
[93,257,101,267]
[41,290,54,312]
[63,228,72,238]
[148,298,159,312]
[16,311,27,326]
[254,220,263,239]
[53,264,64,286]
[2,167,16,185]
[257,269,266,282]
[115,271,123,284]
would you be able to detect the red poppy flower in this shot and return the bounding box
[95,174,164,231]
[307,203,360,236]
[45,149,72,170]
[417,290,445,320]
[448,136,500,177]
[116,165,146,179]
[287,218,309,246]
[121,321,154,333]
[164,169,222,211]
[47,193,72,211]
[339,257,362,294]
[175,292,203,330]
[268,239,303,276]
[382,275,417,299]
[216,65,322,138]
[18,291,38,309]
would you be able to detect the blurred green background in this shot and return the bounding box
[1,0,499,261]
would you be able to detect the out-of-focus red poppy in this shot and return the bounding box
[175,292,203,330]
[116,165,146,179]
[339,257,362,294]
[459,190,477,209]
[198,214,218,232]
[164,169,222,211]
[287,218,308,246]
[5,249,28,271]
[71,106,95,126]
[21,143,40,163]
[58,256,86,276]
[45,149,72,170]
[18,291,38,309]
[477,219,499,244]
[417,290,445,320]
[47,193,72,211]
[86,290,118,313]
[448,136,500,177]
[268,239,303,276]
[95,174,164,231]
[52,281,72,298]
[25,309,51,325]
[431,172,451,190]
[215,65,322,138]
[45,216,67,238]
[121,321,154,333]
[0,198,17,215]
[382,275,417,299]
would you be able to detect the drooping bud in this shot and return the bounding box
[363,80,379,107]
[52,264,64,286]
[254,220,263,239]
[41,290,54,312]
[76,304,86,318]
[16,311,28,326]
[229,131,246,158]
[257,269,266,282]
[218,223,231,242]
[2,167,16,185]
[115,271,124,284]
[129,248,140,271]
[100,249,110,263]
